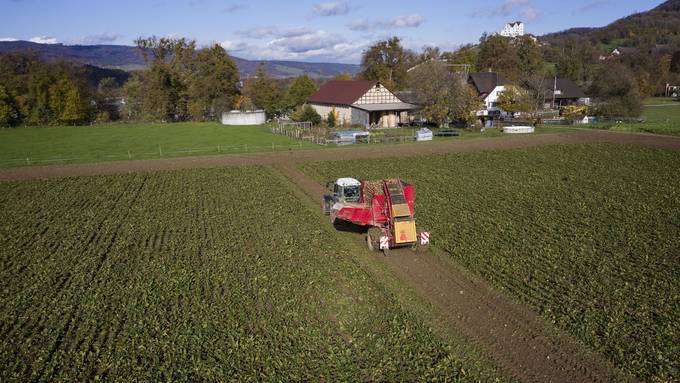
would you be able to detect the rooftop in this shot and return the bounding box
[308,80,379,105]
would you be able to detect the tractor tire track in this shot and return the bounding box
[273,162,633,383]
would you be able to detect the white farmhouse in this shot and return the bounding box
[307,80,417,128]
[468,72,510,125]
[500,21,524,38]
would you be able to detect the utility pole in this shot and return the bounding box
[552,76,557,110]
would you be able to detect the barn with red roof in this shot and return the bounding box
[307,80,417,128]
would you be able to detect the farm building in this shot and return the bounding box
[307,80,417,128]
[524,78,589,108]
[468,72,510,123]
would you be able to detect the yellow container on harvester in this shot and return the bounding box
[394,220,417,243]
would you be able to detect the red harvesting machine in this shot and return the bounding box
[323,178,429,255]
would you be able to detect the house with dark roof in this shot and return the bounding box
[307,80,417,128]
[468,72,509,120]
[524,78,589,108]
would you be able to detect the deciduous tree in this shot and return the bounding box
[360,37,414,90]
[283,75,317,111]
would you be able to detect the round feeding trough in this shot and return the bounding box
[503,126,535,134]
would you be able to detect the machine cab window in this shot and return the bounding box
[334,178,361,203]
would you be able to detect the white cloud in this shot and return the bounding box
[236,27,313,39]
[73,33,122,44]
[348,14,424,31]
[312,1,350,16]
[224,29,366,63]
[475,0,541,22]
[0,37,19,42]
[220,40,248,52]
[269,30,344,53]
[223,3,247,13]
[574,0,610,14]
[29,36,59,44]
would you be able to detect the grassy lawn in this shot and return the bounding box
[644,97,680,105]
[588,100,680,135]
[301,144,680,381]
[0,122,318,166]
[0,122,574,168]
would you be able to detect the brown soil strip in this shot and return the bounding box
[2,129,679,182]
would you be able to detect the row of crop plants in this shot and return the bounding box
[0,166,485,381]
[300,143,680,382]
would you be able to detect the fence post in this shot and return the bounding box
[217,144,221,153]
[128,150,131,159]
[159,144,163,157]
[26,157,30,165]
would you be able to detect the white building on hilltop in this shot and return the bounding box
[500,21,524,37]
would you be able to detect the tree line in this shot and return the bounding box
[0,37,323,127]
[3,25,679,127]
[356,33,680,119]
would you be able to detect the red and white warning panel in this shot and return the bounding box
[380,236,390,250]
[420,232,430,245]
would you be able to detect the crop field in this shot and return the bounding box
[0,122,317,167]
[0,166,488,381]
[300,143,680,381]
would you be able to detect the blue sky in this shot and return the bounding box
[0,0,664,63]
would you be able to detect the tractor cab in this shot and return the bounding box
[331,178,361,203]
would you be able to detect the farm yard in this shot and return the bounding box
[300,143,680,382]
[0,166,497,382]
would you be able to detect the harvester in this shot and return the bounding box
[322,178,429,255]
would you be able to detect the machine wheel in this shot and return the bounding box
[367,227,382,252]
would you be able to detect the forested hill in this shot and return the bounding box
[0,40,360,79]
[543,0,680,48]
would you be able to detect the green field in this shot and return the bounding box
[593,101,680,135]
[0,166,499,382]
[0,122,317,167]
[301,144,680,381]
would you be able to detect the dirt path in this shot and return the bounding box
[274,160,633,383]
[2,129,679,181]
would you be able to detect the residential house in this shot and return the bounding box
[468,72,509,123]
[525,78,589,108]
[307,80,417,128]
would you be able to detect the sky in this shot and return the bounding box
[0,0,665,63]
